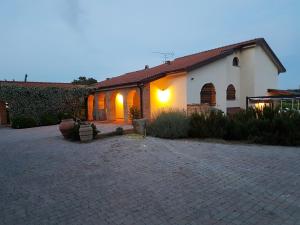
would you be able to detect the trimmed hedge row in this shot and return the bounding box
[147,108,300,146]
[147,110,190,138]
[0,84,91,128]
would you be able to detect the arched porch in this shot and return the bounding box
[89,88,140,123]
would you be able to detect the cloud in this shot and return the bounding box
[60,0,84,31]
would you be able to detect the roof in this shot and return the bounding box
[268,89,300,96]
[0,81,83,89]
[97,38,286,89]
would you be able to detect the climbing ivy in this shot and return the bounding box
[0,84,92,124]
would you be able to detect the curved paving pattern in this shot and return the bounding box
[0,125,300,225]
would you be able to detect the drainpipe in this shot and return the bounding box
[138,84,144,118]
[246,96,249,110]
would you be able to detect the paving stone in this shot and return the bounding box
[0,125,300,225]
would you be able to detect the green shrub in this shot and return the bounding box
[40,113,60,126]
[11,116,37,129]
[223,119,247,140]
[206,110,227,138]
[189,113,207,138]
[115,127,124,135]
[0,85,89,126]
[189,110,227,139]
[188,107,300,146]
[231,108,256,122]
[148,110,189,139]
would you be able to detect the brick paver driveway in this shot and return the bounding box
[1,125,300,225]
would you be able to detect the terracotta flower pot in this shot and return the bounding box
[59,119,75,139]
[79,124,93,142]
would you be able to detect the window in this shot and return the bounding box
[233,57,239,67]
[201,83,216,106]
[227,84,236,100]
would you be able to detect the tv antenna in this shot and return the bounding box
[152,51,175,63]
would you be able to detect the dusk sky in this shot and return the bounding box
[0,0,299,89]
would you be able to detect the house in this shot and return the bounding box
[88,38,286,122]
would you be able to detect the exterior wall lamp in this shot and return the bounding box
[158,89,170,103]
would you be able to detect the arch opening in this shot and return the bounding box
[115,93,124,120]
[127,90,139,109]
[233,57,239,67]
[200,83,216,106]
[127,89,140,120]
[227,84,236,100]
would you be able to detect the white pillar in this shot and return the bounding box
[105,92,114,121]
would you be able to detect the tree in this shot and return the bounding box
[72,76,97,85]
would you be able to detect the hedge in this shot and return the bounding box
[148,108,300,146]
[147,110,190,138]
[0,84,91,128]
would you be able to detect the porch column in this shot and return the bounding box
[106,92,115,121]
[142,83,151,119]
[93,93,99,120]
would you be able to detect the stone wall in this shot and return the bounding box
[226,107,242,115]
[187,104,210,116]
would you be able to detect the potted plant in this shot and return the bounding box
[129,106,147,135]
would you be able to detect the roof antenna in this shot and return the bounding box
[24,74,28,82]
[152,52,174,63]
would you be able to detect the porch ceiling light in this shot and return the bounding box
[158,89,170,103]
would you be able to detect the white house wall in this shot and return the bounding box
[239,47,256,109]
[239,45,279,108]
[226,53,241,108]
[187,45,279,112]
[150,73,187,116]
[254,46,278,96]
[187,58,228,113]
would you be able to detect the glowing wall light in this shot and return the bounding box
[157,89,170,103]
[116,93,123,103]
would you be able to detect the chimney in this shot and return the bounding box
[145,65,149,69]
[24,74,28,82]
[165,60,171,65]
[106,78,110,80]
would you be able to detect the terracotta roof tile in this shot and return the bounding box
[97,38,285,89]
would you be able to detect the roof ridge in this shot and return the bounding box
[174,38,263,61]
[96,37,286,89]
[100,38,264,85]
